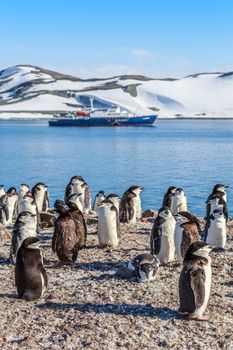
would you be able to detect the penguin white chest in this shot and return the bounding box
[35,191,46,212]
[97,208,118,247]
[206,218,226,248]
[157,218,176,263]
[195,259,212,317]
[171,195,187,214]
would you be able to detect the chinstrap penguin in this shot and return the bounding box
[120,186,144,223]
[162,186,177,208]
[0,187,19,226]
[150,207,176,264]
[204,209,227,249]
[93,191,106,213]
[31,183,49,212]
[52,200,79,263]
[10,211,38,263]
[170,188,188,214]
[174,211,200,265]
[66,198,87,249]
[179,241,213,321]
[128,253,160,282]
[65,176,91,214]
[15,237,47,301]
[205,193,228,222]
[97,199,120,248]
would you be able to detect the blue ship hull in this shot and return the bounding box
[49,115,157,127]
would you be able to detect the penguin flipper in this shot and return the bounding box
[150,223,161,255]
[190,267,206,309]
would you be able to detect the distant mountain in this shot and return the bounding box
[0,64,233,119]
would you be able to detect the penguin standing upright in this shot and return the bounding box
[97,199,120,248]
[93,191,106,213]
[10,211,38,263]
[162,186,177,208]
[120,186,144,223]
[15,237,47,301]
[52,200,79,263]
[170,188,188,214]
[0,187,19,226]
[179,241,213,321]
[174,211,200,265]
[31,183,49,212]
[66,199,87,249]
[204,209,227,249]
[128,253,160,282]
[150,207,176,264]
[65,176,91,214]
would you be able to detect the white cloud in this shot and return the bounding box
[129,49,154,58]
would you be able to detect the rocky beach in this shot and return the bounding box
[0,218,232,350]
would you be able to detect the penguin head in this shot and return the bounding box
[98,199,114,209]
[187,241,213,258]
[167,186,177,194]
[18,211,37,223]
[106,193,121,205]
[20,183,30,193]
[174,188,184,196]
[129,186,144,196]
[158,206,173,219]
[54,200,69,214]
[213,184,228,194]
[21,237,40,250]
[134,254,160,282]
[212,209,224,220]
[23,194,34,203]
[70,176,85,185]
[6,187,17,196]
[174,211,196,224]
[36,183,48,191]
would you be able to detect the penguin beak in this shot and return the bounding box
[224,185,229,188]
[140,187,145,191]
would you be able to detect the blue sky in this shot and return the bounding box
[1,0,233,78]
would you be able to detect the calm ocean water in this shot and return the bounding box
[0,119,233,217]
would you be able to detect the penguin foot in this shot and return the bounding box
[187,315,209,321]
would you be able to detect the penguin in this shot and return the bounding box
[65,176,91,214]
[97,199,120,248]
[207,184,228,203]
[179,241,213,321]
[106,194,121,213]
[67,193,84,213]
[93,191,106,213]
[66,199,87,249]
[119,186,144,223]
[170,188,188,214]
[162,186,177,208]
[10,211,38,263]
[52,200,79,263]
[0,187,19,226]
[15,237,47,301]
[204,209,227,249]
[0,184,5,198]
[174,211,200,265]
[31,182,49,212]
[150,207,176,264]
[205,193,228,222]
[128,253,160,282]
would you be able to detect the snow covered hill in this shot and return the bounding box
[0,64,233,119]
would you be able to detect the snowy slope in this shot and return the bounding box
[0,65,233,119]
